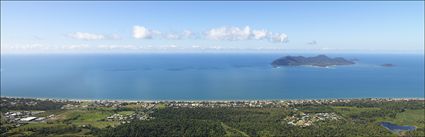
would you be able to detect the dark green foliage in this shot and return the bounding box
[63,114,81,124]
[330,99,425,110]
[406,128,425,137]
[349,109,398,123]
[0,126,8,137]
[101,107,396,137]
[2,98,423,137]
[297,105,335,113]
[114,107,135,112]
[0,98,73,112]
[99,119,225,137]
[28,125,82,136]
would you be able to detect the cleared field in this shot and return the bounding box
[4,109,133,136]
[117,111,134,115]
[155,103,167,109]
[58,110,118,128]
[332,106,381,117]
[380,109,425,128]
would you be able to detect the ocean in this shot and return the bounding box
[1,53,424,100]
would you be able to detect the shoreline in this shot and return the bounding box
[1,95,424,103]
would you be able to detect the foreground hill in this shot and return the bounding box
[1,98,424,137]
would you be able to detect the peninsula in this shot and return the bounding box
[271,55,355,67]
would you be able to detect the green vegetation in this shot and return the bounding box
[60,110,116,128]
[332,106,380,117]
[1,98,424,137]
[7,123,86,137]
[381,109,425,136]
[4,109,119,136]
[155,103,167,109]
[117,111,134,115]
[99,119,225,137]
[221,122,249,137]
[0,98,79,112]
[383,109,425,127]
[98,107,398,137]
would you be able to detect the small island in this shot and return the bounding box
[271,55,355,67]
[381,64,395,67]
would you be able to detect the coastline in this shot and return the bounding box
[1,95,424,103]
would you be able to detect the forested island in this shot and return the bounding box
[1,97,424,137]
[271,55,355,67]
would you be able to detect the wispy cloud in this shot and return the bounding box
[68,32,120,40]
[205,26,251,41]
[270,33,288,43]
[133,25,195,40]
[132,25,288,43]
[68,32,106,40]
[164,30,194,40]
[1,43,286,53]
[307,40,317,45]
[205,26,288,43]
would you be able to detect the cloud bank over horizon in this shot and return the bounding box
[205,26,288,43]
[62,25,289,42]
[1,25,291,53]
[68,32,120,41]
[2,1,423,53]
[130,25,288,44]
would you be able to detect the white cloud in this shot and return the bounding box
[307,40,317,45]
[182,30,193,38]
[252,29,268,40]
[205,26,288,43]
[165,33,181,39]
[109,34,121,40]
[68,32,120,40]
[68,32,106,40]
[133,26,160,39]
[270,33,288,43]
[206,26,251,41]
[162,30,194,40]
[131,25,288,44]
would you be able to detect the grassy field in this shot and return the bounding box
[117,111,134,115]
[58,110,119,128]
[155,103,167,109]
[378,109,425,128]
[333,106,424,126]
[332,106,380,117]
[6,109,122,136]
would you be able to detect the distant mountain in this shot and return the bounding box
[271,55,355,67]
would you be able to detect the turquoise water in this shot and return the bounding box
[1,53,424,100]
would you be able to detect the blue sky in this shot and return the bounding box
[1,1,424,53]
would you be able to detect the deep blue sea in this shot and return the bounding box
[1,53,424,100]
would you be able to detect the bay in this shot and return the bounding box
[1,53,423,100]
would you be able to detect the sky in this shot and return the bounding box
[1,1,424,53]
